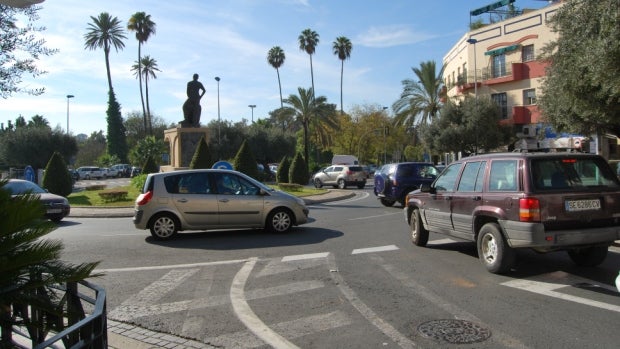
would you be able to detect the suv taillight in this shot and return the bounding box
[136,191,153,206]
[519,198,540,222]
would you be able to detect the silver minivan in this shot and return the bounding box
[133,169,310,240]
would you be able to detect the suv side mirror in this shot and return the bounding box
[420,183,434,193]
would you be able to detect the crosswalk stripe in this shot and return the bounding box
[352,245,399,255]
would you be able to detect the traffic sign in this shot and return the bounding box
[24,165,35,182]
[212,161,233,170]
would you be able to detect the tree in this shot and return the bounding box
[289,152,309,185]
[267,46,286,108]
[141,156,158,175]
[0,180,100,346]
[283,87,333,170]
[232,140,259,179]
[106,90,128,162]
[538,0,620,137]
[127,12,156,135]
[42,152,73,197]
[0,126,77,169]
[84,12,126,93]
[277,155,291,183]
[392,60,445,129]
[189,136,212,169]
[131,55,160,134]
[298,29,320,98]
[420,97,511,155]
[130,135,165,166]
[74,131,106,167]
[27,115,50,129]
[0,4,57,98]
[333,36,352,114]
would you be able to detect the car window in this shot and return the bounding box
[349,166,363,171]
[531,157,620,191]
[457,161,484,192]
[333,167,343,172]
[324,166,333,172]
[215,173,260,195]
[433,163,462,192]
[489,160,517,191]
[417,164,439,179]
[165,173,211,194]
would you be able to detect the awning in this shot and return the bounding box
[485,44,519,56]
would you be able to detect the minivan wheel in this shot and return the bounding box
[410,208,428,247]
[337,179,346,189]
[266,208,292,233]
[567,246,608,267]
[477,222,515,274]
[380,198,395,207]
[314,178,323,188]
[149,213,179,240]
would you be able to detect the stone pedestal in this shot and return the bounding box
[161,127,209,172]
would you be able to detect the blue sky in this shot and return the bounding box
[2,0,550,136]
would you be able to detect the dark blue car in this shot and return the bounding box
[373,162,439,206]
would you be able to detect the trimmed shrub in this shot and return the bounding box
[42,152,73,197]
[289,152,309,185]
[189,136,212,169]
[232,139,259,179]
[142,156,158,175]
[276,155,291,184]
[131,173,148,191]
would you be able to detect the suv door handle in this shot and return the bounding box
[177,198,187,203]
[472,196,482,201]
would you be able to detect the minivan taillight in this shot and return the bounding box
[519,198,540,222]
[136,191,153,206]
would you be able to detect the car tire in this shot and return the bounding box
[85,174,90,180]
[357,183,365,189]
[50,216,63,223]
[266,208,293,233]
[410,208,428,247]
[477,222,515,274]
[567,246,608,267]
[337,179,346,189]
[314,178,323,188]
[149,213,179,240]
[380,198,395,207]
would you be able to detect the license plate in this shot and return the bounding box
[47,209,62,214]
[565,199,601,212]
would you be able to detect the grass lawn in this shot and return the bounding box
[68,184,327,207]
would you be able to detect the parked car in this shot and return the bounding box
[76,166,105,180]
[102,167,121,178]
[3,179,70,222]
[130,166,142,178]
[133,169,310,240]
[404,152,620,274]
[312,165,366,189]
[110,164,131,177]
[374,162,439,206]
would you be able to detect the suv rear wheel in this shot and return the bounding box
[410,208,428,246]
[567,246,608,267]
[337,179,346,189]
[477,223,515,274]
[314,178,323,188]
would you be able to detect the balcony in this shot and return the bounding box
[482,60,549,85]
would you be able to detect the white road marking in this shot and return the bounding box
[502,271,620,313]
[95,258,248,273]
[181,268,215,338]
[352,245,399,255]
[281,252,329,262]
[257,256,328,277]
[349,211,401,220]
[230,257,301,349]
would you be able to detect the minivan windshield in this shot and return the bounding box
[531,157,620,191]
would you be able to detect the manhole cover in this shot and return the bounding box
[417,319,491,344]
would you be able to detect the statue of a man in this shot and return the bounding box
[181,73,206,127]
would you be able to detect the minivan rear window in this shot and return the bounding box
[531,157,620,191]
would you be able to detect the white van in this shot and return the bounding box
[331,155,359,165]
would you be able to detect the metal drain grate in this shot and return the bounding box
[417,319,491,344]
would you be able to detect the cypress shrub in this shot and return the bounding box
[189,136,212,169]
[232,140,259,179]
[276,155,291,183]
[142,156,159,175]
[42,152,73,197]
[289,152,309,185]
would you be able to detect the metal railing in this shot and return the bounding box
[3,279,107,349]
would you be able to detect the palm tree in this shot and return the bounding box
[283,87,332,170]
[332,36,353,114]
[267,46,286,108]
[127,12,156,135]
[131,55,160,135]
[298,29,320,98]
[84,12,126,92]
[392,60,445,129]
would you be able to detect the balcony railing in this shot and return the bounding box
[2,279,107,348]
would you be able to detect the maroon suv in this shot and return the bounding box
[404,152,620,274]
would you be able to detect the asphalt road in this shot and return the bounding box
[52,188,620,348]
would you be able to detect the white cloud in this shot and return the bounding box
[356,25,436,48]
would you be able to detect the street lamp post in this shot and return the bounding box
[66,94,74,134]
[248,104,256,123]
[215,77,220,159]
[466,38,479,153]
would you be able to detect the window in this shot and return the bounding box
[462,63,468,83]
[489,160,517,191]
[165,173,210,194]
[457,161,485,192]
[492,53,507,78]
[433,163,463,192]
[491,93,508,119]
[522,44,535,62]
[523,89,536,105]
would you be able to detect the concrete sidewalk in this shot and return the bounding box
[68,189,355,218]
